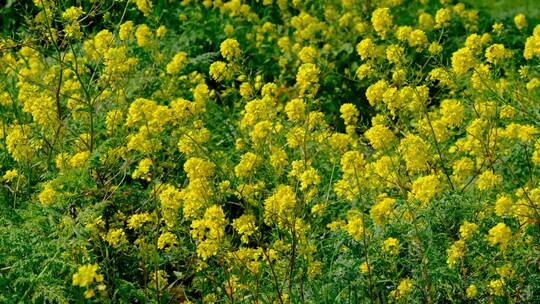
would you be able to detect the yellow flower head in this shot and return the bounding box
[220,38,241,61]
[383,237,400,255]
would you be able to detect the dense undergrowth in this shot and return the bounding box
[1,0,540,303]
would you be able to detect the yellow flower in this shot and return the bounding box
[119,21,134,41]
[184,157,215,180]
[84,288,95,299]
[524,28,540,60]
[135,24,152,47]
[447,240,465,268]
[38,184,57,206]
[495,195,513,217]
[410,175,440,205]
[492,22,504,34]
[62,6,84,22]
[156,25,167,38]
[166,51,188,74]
[514,13,527,31]
[365,124,395,150]
[298,46,318,63]
[239,82,253,98]
[459,221,478,241]
[359,262,370,274]
[72,264,103,287]
[2,169,19,182]
[466,284,478,298]
[356,38,377,60]
[386,44,404,64]
[191,205,227,259]
[485,44,511,64]
[209,61,231,82]
[452,47,475,75]
[127,212,152,229]
[435,8,452,28]
[340,103,359,126]
[69,151,90,168]
[391,278,414,299]
[285,98,306,122]
[232,214,257,243]
[487,222,512,249]
[136,0,153,17]
[269,148,288,172]
[251,120,273,143]
[104,228,127,248]
[440,99,465,127]
[234,152,260,178]
[296,63,320,97]
[344,210,365,241]
[489,279,505,296]
[370,196,395,226]
[132,158,152,181]
[157,232,178,250]
[476,170,500,191]
[220,38,241,61]
[407,29,428,49]
[371,7,393,37]
[365,80,388,105]
[263,185,297,227]
[418,12,434,30]
[399,134,430,172]
[383,237,399,255]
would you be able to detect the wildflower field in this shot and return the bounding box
[2,0,540,303]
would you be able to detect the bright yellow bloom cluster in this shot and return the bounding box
[166,51,188,74]
[220,38,241,61]
[209,61,231,82]
[447,240,466,268]
[383,237,400,255]
[38,183,57,205]
[476,170,500,191]
[72,264,105,298]
[487,222,512,249]
[234,152,260,178]
[390,278,414,299]
[127,212,152,229]
[371,8,393,37]
[524,25,540,60]
[263,185,297,228]
[104,228,127,248]
[370,196,395,226]
[135,24,152,47]
[232,214,257,243]
[62,6,84,22]
[73,264,103,287]
[191,205,227,260]
[485,44,511,64]
[409,175,440,206]
[136,0,152,17]
[296,63,320,97]
[466,284,478,298]
[157,232,178,250]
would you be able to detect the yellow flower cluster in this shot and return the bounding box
[220,38,241,61]
[72,264,106,298]
[166,51,188,74]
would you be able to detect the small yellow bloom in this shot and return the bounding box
[466,284,478,298]
[383,237,400,255]
[220,38,241,61]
